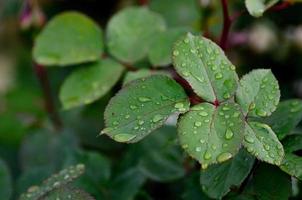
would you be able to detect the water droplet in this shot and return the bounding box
[200,139,205,143]
[249,102,256,110]
[264,144,270,151]
[230,65,236,71]
[195,147,202,152]
[204,119,210,123]
[256,109,267,117]
[225,129,234,140]
[125,115,130,119]
[244,135,254,143]
[223,92,230,99]
[233,112,240,118]
[182,71,190,77]
[113,121,119,126]
[184,38,189,43]
[138,120,144,125]
[195,122,202,127]
[222,106,230,111]
[204,151,212,160]
[138,97,151,102]
[182,144,188,149]
[130,105,137,110]
[199,111,208,116]
[152,114,163,122]
[175,102,184,109]
[173,50,179,56]
[114,134,136,142]
[201,163,208,170]
[217,152,232,162]
[215,73,223,79]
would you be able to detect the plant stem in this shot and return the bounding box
[219,0,231,50]
[34,63,62,131]
[138,0,149,6]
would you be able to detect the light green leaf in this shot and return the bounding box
[59,58,124,109]
[280,134,302,180]
[138,126,185,182]
[106,7,166,63]
[245,0,280,17]
[262,99,302,140]
[178,102,244,169]
[101,75,190,143]
[200,149,254,199]
[41,186,95,200]
[19,164,85,200]
[236,69,280,117]
[148,28,186,67]
[172,33,238,103]
[149,0,201,27]
[123,69,169,85]
[0,159,12,199]
[33,12,103,66]
[243,121,284,165]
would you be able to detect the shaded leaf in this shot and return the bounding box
[0,159,12,199]
[42,186,95,200]
[182,173,211,200]
[200,149,254,199]
[236,69,280,117]
[242,121,284,165]
[280,134,302,180]
[33,12,103,66]
[245,0,280,17]
[59,58,124,109]
[106,7,166,63]
[138,126,185,182]
[172,33,238,103]
[148,28,186,67]
[178,102,244,169]
[102,75,190,143]
[262,99,302,140]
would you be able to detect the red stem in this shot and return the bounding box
[269,1,291,11]
[138,0,149,6]
[34,63,62,130]
[219,0,231,50]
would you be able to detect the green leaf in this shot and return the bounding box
[109,168,146,200]
[123,69,169,85]
[200,149,254,199]
[172,33,238,103]
[0,159,12,199]
[41,186,95,200]
[59,58,124,109]
[148,28,186,67]
[106,7,166,63]
[280,134,302,180]
[245,0,280,17]
[182,173,211,200]
[178,102,244,169]
[19,164,85,200]
[242,121,284,165]
[138,126,185,182]
[236,69,280,117]
[101,75,190,143]
[33,12,103,66]
[246,164,291,200]
[149,0,201,27]
[262,99,302,140]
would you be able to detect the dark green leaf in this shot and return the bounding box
[262,99,302,140]
[101,75,190,143]
[236,69,280,117]
[172,33,238,103]
[106,7,166,63]
[243,121,284,165]
[33,12,103,66]
[200,149,254,199]
[280,134,302,180]
[182,173,211,200]
[178,102,244,169]
[41,186,95,200]
[59,58,124,109]
[0,159,12,199]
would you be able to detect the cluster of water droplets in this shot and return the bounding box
[20,164,85,200]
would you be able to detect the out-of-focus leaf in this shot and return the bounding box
[262,99,302,140]
[172,33,238,103]
[182,173,211,200]
[0,158,12,199]
[101,75,190,143]
[41,186,95,200]
[123,69,169,85]
[148,28,186,67]
[178,102,244,169]
[200,149,254,199]
[242,121,284,165]
[150,0,201,27]
[106,7,166,63]
[59,58,124,109]
[236,69,280,117]
[33,12,103,66]
[245,0,280,17]
[280,134,302,180]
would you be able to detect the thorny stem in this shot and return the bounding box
[219,0,231,50]
[34,63,62,131]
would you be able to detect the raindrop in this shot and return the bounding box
[217,152,232,163]
[264,144,270,151]
[244,135,254,143]
[200,139,205,143]
[249,102,256,110]
[222,106,230,111]
[138,97,151,102]
[204,151,212,160]
[125,115,130,119]
[199,111,208,117]
[195,147,202,152]
[195,122,202,127]
[152,114,163,122]
[130,105,137,110]
[225,129,234,140]
[215,72,223,80]
[173,50,179,56]
[256,109,267,117]
[138,120,145,125]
